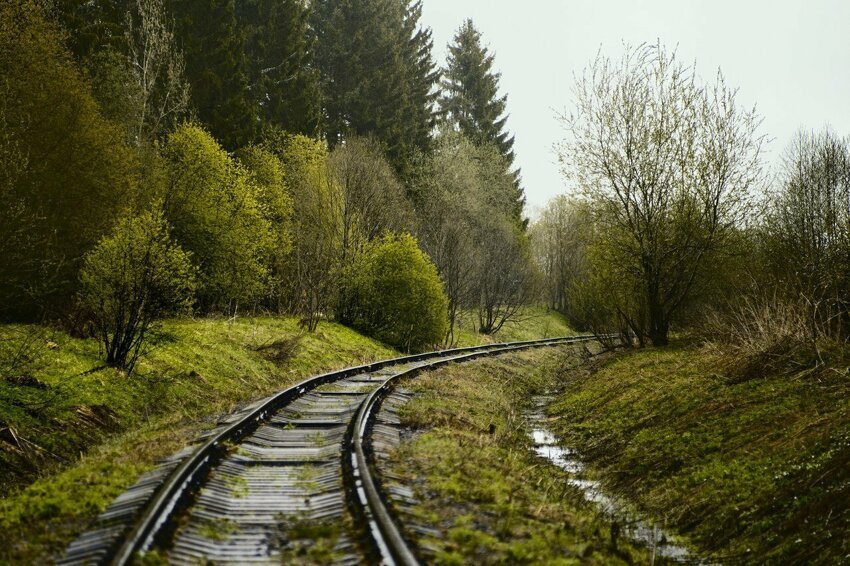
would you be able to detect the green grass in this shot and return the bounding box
[386,348,647,564]
[549,343,850,564]
[0,310,576,563]
[0,316,396,563]
[452,306,576,347]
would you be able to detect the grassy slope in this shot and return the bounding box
[549,343,850,564]
[453,306,576,347]
[387,348,647,564]
[0,317,396,563]
[0,309,570,563]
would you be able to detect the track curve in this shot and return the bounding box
[61,335,600,565]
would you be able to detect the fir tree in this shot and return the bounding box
[169,0,256,149]
[439,19,524,222]
[311,0,437,178]
[239,0,321,135]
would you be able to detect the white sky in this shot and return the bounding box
[420,0,850,215]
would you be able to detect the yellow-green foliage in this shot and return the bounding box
[162,124,274,310]
[237,144,294,259]
[341,233,448,351]
[550,344,850,563]
[271,134,342,324]
[0,316,396,563]
[80,209,196,370]
[0,0,135,317]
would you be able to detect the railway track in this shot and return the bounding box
[61,335,599,565]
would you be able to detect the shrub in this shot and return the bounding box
[0,0,135,319]
[161,124,273,311]
[340,233,448,351]
[237,144,294,309]
[80,209,195,372]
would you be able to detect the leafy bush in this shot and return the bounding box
[339,233,448,351]
[0,0,135,318]
[161,124,273,311]
[237,144,294,309]
[80,210,195,372]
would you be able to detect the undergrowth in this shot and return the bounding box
[387,348,650,564]
[550,342,850,563]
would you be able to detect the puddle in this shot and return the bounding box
[528,396,693,563]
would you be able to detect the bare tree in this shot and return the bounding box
[766,128,850,339]
[125,0,191,143]
[474,217,538,334]
[558,43,765,345]
[414,137,480,345]
[280,137,342,332]
[530,196,588,320]
[326,137,411,263]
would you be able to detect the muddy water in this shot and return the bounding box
[528,396,693,563]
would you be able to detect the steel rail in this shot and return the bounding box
[349,335,601,566]
[110,335,598,565]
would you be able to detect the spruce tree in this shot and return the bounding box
[311,0,437,178]
[439,19,524,222]
[239,0,321,135]
[169,0,256,149]
[399,1,439,167]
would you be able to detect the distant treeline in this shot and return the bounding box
[534,43,850,358]
[0,0,537,365]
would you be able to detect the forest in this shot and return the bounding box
[2,0,850,563]
[1,0,529,367]
[5,0,847,363]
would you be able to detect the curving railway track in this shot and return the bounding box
[61,335,599,565]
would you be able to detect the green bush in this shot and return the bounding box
[80,209,195,372]
[237,144,294,308]
[161,124,273,311]
[340,233,448,351]
[0,0,135,319]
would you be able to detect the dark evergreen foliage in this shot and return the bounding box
[239,0,321,135]
[311,0,438,178]
[439,19,525,224]
[169,0,256,149]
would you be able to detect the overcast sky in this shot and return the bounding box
[420,0,850,216]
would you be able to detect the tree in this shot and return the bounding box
[326,137,411,264]
[161,124,273,311]
[474,219,538,334]
[80,209,195,372]
[765,128,850,339]
[530,196,589,319]
[239,0,321,135]
[558,43,765,346]
[413,131,480,344]
[51,0,130,62]
[339,233,448,351]
[169,0,256,149]
[271,133,340,330]
[0,0,136,319]
[413,130,535,340]
[311,0,438,177]
[439,18,522,205]
[125,0,191,143]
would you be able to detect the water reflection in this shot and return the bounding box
[528,396,693,563]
